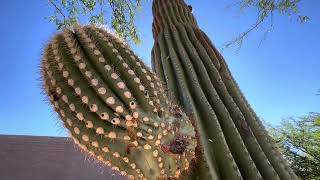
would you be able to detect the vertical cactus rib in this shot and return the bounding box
[159,29,222,180]
[198,29,299,180]
[41,25,198,180]
[187,26,280,180]
[163,20,243,178]
[168,8,262,179]
[151,0,298,179]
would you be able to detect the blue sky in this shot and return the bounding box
[0,0,319,137]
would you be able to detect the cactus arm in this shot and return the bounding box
[42,25,198,180]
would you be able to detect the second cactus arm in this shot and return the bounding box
[151,0,299,179]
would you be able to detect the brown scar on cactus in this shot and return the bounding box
[41,24,197,180]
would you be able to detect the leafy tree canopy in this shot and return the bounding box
[46,0,308,47]
[268,113,320,180]
[224,0,309,49]
[47,0,143,44]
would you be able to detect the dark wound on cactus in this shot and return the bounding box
[41,25,197,180]
[151,0,298,180]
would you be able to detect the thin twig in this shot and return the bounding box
[48,0,66,19]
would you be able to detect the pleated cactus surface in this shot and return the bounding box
[151,0,299,179]
[41,25,197,180]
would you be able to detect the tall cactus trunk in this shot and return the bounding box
[151,0,298,179]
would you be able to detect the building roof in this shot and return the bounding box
[0,135,126,180]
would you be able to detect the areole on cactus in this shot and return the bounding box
[41,25,197,180]
[151,0,298,179]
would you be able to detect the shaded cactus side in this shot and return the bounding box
[41,25,197,180]
[151,0,298,179]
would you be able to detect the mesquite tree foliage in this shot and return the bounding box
[151,0,298,179]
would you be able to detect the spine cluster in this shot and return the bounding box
[41,25,196,180]
[151,0,298,179]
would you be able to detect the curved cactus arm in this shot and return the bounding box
[41,25,197,180]
[151,0,298,179]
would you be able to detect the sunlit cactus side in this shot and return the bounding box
[41,25,197,180]
[151,0,298,179]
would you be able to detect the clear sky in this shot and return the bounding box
[0,0,319,137]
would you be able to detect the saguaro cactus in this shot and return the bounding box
[151,0,298,179]
[41,25,197,180]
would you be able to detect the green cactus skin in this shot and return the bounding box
[41,25,197,180]
[151,0,299,179]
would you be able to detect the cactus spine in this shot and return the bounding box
[41,25,197,180]
[151,0,298,179]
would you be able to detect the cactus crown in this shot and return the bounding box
[152,0,197,38]
[41,25,196,180]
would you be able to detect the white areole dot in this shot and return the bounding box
[128,70,134,75]
[76,113,84,120]
[96,127,104,134]
[104,65,111,71]
[139,85,145,91]
[108,132,117,139]
[144,144,152,150]
[62,95,68,103]
[117,55,123,60]
[117,82,125,89]
[66,118,72,126]
[82,135,89,142]
[113,152,120,158]
[75,87,81,95]
[74,127,80,134]
[79,63,86,69]
[68,79,74,86]
[63,71,69,78]
[111,73,118,79]
[124,91,132,99]
[134,78,140,83]
[142,117,150,123]
[56,87,61,94]
[69,104,75,111]
[124,136,131,141]
[98,57,105,62]
[70,48,76,54]
[81,96,89,104]
[122,63,129,69]
[100,112,109,120]
[91,79,98,86]
[133,112,139,118]
[86,121,93,128]
[85,71,92,78]
[107,42,113,47]
[94,50,100,55]
[111,118,120,125]
[106,97,115,105]
[102,147,109,152]
[74,55,81,61]
[115,106,124,113]
[92,141,99,147]
[98,87,106,95]
[90,104,98,112]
